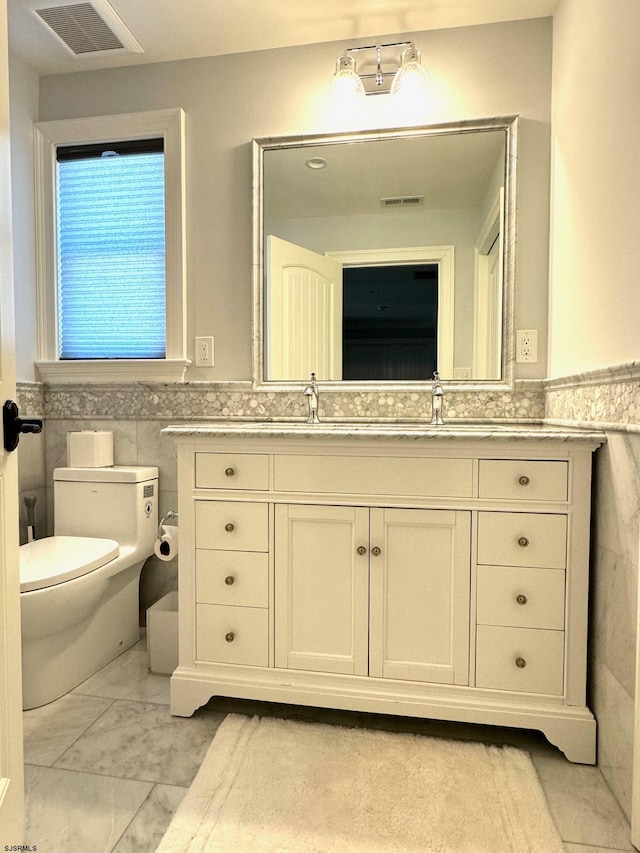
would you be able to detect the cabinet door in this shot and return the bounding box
[369,508,471,685]
[274,504,369,675]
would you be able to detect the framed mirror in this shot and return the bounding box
[253,116,518,388]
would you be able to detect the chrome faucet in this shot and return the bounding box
[430,371,444,425]
[304,372,320,424]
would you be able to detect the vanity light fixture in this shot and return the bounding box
[390,45,430,108]
[329,53,366,114]
[329,41,429,112]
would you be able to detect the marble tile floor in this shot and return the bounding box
[23,635,636,853]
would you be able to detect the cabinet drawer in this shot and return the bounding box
[195,501,269,552]
[477,512,567,569]
[195,453,269,490]
[475,625,564,695]
[476,565,565,630]
[196,603,268,666]
[196,550,269,607]
[274,455,473,498]
[478,460,568,502]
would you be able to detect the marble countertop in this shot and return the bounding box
[161,420,606,443]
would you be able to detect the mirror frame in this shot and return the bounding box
[252,115,518,391]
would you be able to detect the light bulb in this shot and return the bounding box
[390,46,429,109]
[329,54,366,116]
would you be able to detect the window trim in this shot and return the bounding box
[34,108,189,383]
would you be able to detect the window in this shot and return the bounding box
[34,109,187,382]
[57,139,166,359]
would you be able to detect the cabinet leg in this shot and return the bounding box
[170,671,216,717]
[540,716,597,764]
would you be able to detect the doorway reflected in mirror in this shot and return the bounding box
[342,264,438,380]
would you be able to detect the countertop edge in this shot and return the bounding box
[160,422,606,444]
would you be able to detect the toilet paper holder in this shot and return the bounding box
[158,510,178,537]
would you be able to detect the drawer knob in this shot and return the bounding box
[225,631,235,643]
[224,575,235,585]
[225,467,235,477]
[516,593,528,606]
[517,536,530,548]
[371,546,382,557]
[356,545,367,556]
[515,656,527,669]
[518,475,531,486]
[225,522,235,533]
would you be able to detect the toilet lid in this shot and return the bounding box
[20,536,120,593]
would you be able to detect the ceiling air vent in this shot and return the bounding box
[380,196,425,208]
[35,1,143,56]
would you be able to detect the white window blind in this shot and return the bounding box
[56,143,166,359]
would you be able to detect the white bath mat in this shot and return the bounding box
[156,713,564,853]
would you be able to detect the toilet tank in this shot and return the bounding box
[53,466,159,554]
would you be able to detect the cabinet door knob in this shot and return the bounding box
[225,467,235,477]
[356,545,367,556]
[516,593,528,605]
[515,656,527,669]
[225,631,235,643]
[371,546,382,557]
[225,522,235,532]
[518,475,531,486]
[517,536,529,548]
[225,575,235,585]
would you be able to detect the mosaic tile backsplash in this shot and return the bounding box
[25,380,546,423]
[18,361,640,429]
[545,361,640,430]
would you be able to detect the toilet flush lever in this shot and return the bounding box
[3,400,42,452]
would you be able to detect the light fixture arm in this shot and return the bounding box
[340,40,415,95]
[375,45,384,88]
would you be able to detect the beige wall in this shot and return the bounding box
[549,0,640,377]
[8,54,38,382]
[15,17,553,384]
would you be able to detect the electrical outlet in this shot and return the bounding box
[516,329,538,363]
[195,336,214,367]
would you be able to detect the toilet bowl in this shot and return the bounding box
[20,465,158,710]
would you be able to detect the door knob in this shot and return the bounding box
[3,400,43,452]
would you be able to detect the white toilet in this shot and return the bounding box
[20,465,159,710]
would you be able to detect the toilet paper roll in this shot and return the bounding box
[154,525,179,561]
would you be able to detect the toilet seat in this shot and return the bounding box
[20,536,120,593]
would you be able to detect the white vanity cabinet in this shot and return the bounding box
[166,424,603,764]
